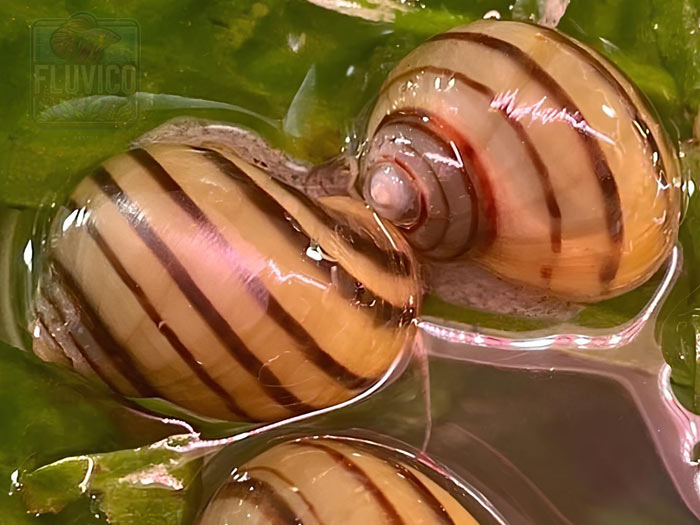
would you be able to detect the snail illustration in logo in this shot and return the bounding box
[359,20,681,303]
[32,144,419,421]
[198,436,477,524]
[50,12,120,63]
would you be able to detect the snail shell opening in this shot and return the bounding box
[360,19,682,303]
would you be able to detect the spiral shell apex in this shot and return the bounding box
[361,20,681,302]
[32,143,419,421]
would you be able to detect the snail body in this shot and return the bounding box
[198,436,477,524]
[32,143,419,421]
[361,20,681,302]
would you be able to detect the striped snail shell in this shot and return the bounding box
[198,436,477,524]
[360,20,682,302]
[31,143,419,422]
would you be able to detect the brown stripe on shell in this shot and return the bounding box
[264,295,375,390]
[377,110,486,257]
[392,150,447,249]
[540,265,553,281]
[391,461,455,525]
[187,146,414,278]
[128,147,377,392]
[537,25,670,192]
[216,478,303,524]
[431,30,623,283]
[42,291,124,394]
[39,289,123,393]
[539,25,677,247]
[380,64,563,253]
[304,249,413,329]
[189,146,414,327]
[341,270,416,328]
[83,220,253,420]
[247,466,325,524]
[46,258,159,397]
[91,165,313,415]
[295,441,403,524]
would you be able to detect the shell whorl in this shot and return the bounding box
[362,109,481,260]
[361,20,681,302]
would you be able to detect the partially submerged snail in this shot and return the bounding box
[32,143,419,421]
[360,20,681,302]
[198,436,477,524]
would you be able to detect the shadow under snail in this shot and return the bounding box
[30,19,682,421]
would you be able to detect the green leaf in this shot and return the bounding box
[656,141,700,412]
[0,344,185,523]
[651,0,700,113]
[21,435,203,525]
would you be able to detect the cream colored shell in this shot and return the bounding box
[32,143,419,421]
[198,437,478,524]
[364,20,681,302]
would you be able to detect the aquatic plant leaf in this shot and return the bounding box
[0,344,183,523]
[656,142,700,413]
[651,0,700,112]
[21,435,203,525]
[656,265,700,413]
[36,95,138,124]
